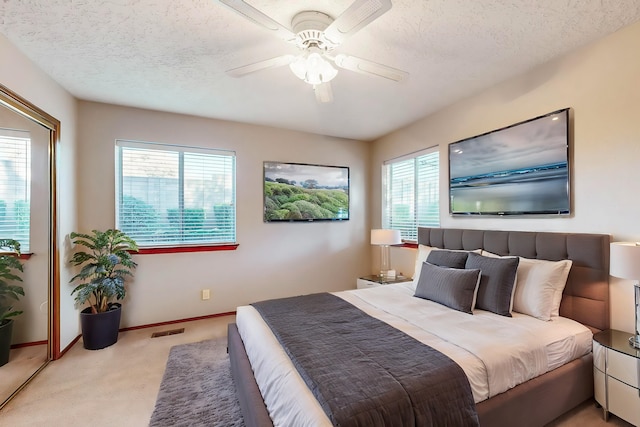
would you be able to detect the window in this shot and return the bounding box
[116,140,236,248]
[0,129,31,252]
[382,147,439,241]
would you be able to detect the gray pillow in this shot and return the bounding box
[426,249,469,269]
[465,252,519,317]
[414,262,481,314]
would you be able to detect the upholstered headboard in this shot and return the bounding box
[417,227,610,333]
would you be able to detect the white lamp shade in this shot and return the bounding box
[371,229,402,246]
[610,242,640,279]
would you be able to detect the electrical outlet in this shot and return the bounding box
[201,289,210,300]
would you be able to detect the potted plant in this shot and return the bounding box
[0,239,25,366]
[69,229,138,350]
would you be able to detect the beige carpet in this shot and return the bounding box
[0,314,633,426]
[0,343,48,407]
[0,316,233,426]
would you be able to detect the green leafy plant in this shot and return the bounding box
[69,229,138,314]
[0,239,25,324]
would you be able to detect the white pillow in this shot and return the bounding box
[512,257,572,321]
[545,259,573,317]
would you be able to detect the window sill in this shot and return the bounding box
[134,244,239,255]
[398,242,418,249]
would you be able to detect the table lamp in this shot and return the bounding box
[610,242,640,349]
[371,229,402,280]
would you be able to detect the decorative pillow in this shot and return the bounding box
[426,250,469,269]
[478,251,519,312]
[513,257,573,320]
[411,245,435,290]
[414,262,481,314]
[466,252,519,317]
[411,247,480,290]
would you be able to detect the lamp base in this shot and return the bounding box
[634,283,640,349]
[378,270,396,283]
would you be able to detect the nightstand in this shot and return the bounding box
[356,275,411,289]
[593,329,640,425]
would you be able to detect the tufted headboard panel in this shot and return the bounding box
[417,227,610,333]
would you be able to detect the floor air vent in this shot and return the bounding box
[151,328,185,338]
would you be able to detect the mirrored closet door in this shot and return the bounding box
[0,84,58,409]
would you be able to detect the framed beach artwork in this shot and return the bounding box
[448,108,570,216]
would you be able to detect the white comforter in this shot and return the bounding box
[236,283,592,427]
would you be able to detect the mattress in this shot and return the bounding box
[236,283,592,427]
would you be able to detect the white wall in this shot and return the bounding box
[372,20,640,333]
[76,101,371,327]
[0,33,79,353]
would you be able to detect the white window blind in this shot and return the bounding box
[116,140,236,247]
[382,148,439,241]
[0,129,31,252]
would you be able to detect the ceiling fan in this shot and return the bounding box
[219,0,408,103]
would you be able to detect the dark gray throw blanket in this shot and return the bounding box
[252,293,479,427]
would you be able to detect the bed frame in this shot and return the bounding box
[228,228,610,427]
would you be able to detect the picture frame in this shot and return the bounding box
[448,108,571,216]
[263,161,350,222]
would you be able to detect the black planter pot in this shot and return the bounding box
[80,303,122,350]
[0,319,14,366]
[0,319,13,366]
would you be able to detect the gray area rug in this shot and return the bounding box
[149,338,245,427]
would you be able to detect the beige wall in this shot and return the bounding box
[372,20,640,333]
[3,17,639,350]
[76,101,370,327]
[0,33,79,352]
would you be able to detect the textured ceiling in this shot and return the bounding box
[1,1,640,141]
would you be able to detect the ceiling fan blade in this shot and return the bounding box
[332,54,408,82]
[218,0,296,43]
[314,82,333,103]
[226,55,295,77]
[323,0,392,46]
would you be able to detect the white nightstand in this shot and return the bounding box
[593,329,640,425]
[356,275,411,289]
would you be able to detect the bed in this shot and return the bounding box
[228,227,610,427]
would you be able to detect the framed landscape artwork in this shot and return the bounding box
[263,161,349,222]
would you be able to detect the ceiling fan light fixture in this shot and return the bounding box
[289,52,338,85]
[222,0,404,102]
